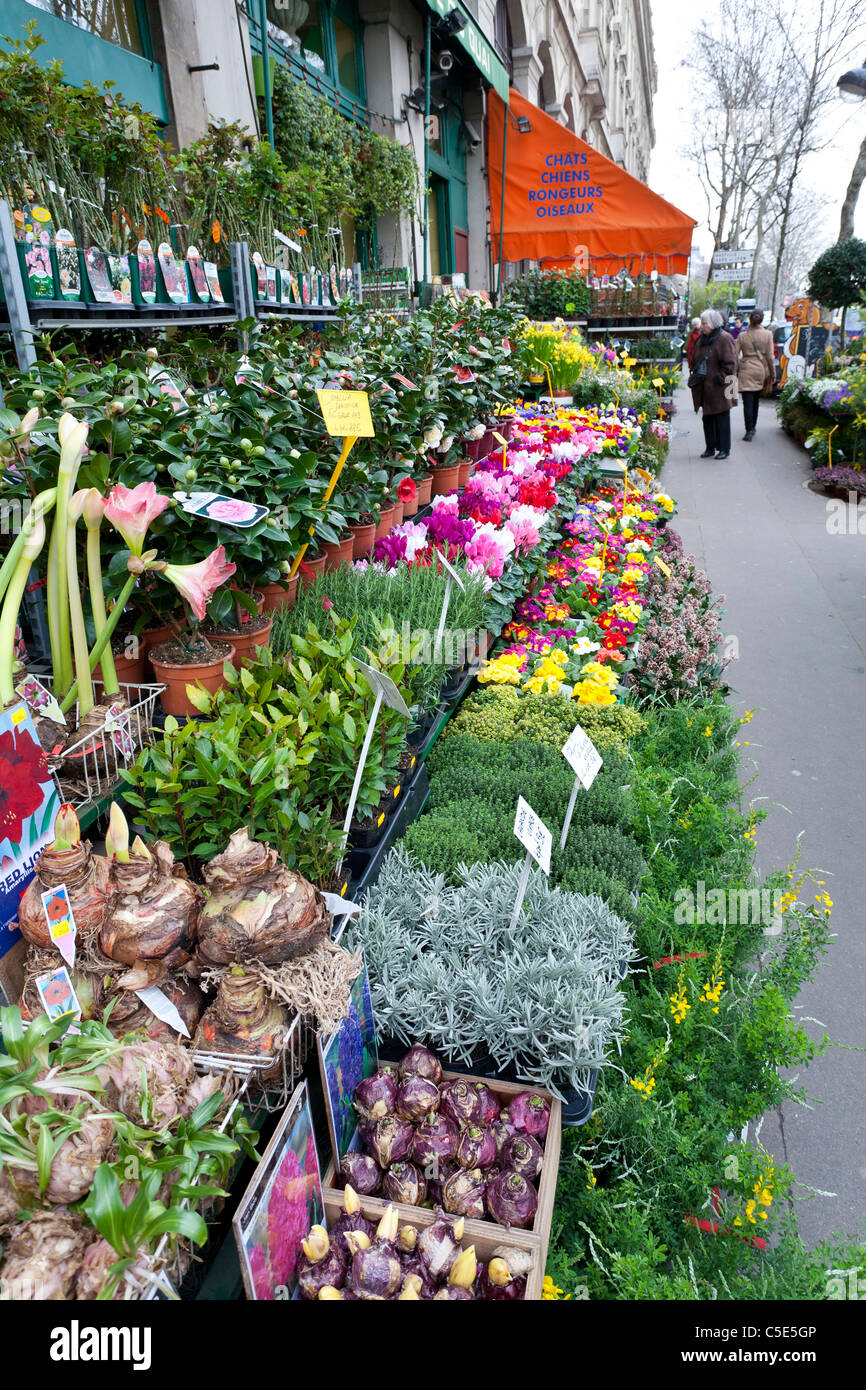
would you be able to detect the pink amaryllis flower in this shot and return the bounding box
[104,482,169,556]
[161,546,236,621]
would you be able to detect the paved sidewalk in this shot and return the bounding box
[663,385,866,1249]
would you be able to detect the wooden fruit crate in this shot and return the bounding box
[322,1189,543,1300]
[322,1070,561,1292]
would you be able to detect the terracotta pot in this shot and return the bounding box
[401,489,419,517]
[431,464,460,497]
[416,474,434,506]
[375,504,397,541]
[457,459,472,489]
[391,500,404,526]
[141,621,178,679]
[298,550,327,589]
[151,641,236,717]
[260,577,298,613]
[211,616,273,669]
[349,521,377,558]
[465,437,484,460]
[95,646,145,701]
[479,430,496,456]
[323,533,356,571]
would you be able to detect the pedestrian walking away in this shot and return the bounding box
[688,308,738,458]
[736,309,775,440]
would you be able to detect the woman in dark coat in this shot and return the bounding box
[690,309,739,458]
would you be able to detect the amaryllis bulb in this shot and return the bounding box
[105,803,130,862]
[130,835,152,860]
[52,803,81,851]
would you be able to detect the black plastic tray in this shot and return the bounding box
[344,764,430,901]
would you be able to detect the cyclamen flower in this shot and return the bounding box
[506,514,541,553]
[391,519,429,560]
[373,532,409,568]
[432,493,459,515]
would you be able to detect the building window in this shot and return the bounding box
[261,0,365,114]
[494,0,513,79]
[23,0,149,57]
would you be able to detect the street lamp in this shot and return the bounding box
[837,55,866,101]
[837,56,866,243]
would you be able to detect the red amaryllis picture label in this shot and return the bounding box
[453,365,476,383]
[397,477,417,504]
[0,724,50,847]
[393,373,418,390]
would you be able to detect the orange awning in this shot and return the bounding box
[488,88,697,274]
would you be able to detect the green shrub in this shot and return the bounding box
[447,686,645,755]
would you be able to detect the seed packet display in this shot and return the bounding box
[319,272,331,307]
[85,247,115,303]
[279,268,292,304]
[157,241,188,304]
[54,229,80,301]
[300,272,311,306]
[136,239,157,302]
[186,245,210,301]
[265,265,278,302]
[107,252,132,303]
[204,261,224,302]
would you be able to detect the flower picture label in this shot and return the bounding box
[134,984,191,1038]
[136,238,156,303]
[172,490,269,529]
[316,388,375,438]
[15,675,65,725]
[562,724,603,790]
[55,228,80,300]
[513,795,552,875]
[35,964,81,1026]
[40,883,77,967]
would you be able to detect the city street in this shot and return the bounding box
[666,385,866,1247]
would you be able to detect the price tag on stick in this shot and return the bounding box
[432,546,465,661]
[560,725,603,849]
[337,659,410,875]
[290,389,375,579]
[510,796,552,929]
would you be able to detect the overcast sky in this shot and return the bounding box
[648,0,866,260]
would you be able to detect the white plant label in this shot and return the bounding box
[134,986,191,1039]
[562,725,602,790]
[323,892,361,918]
[353,658,411,718]
[513,796,552,875]
[433,546,466,591]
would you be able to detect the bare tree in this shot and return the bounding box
[839,132,866,242]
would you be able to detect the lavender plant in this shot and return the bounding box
[346,850,635,1099]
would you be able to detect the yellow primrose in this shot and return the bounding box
[653,493,675,511]
[524,674,561,694]
[580,661,618,685]
[548,649,569,666]
[622,567,646,585]
[574,681,617,706]
[478,661,521,685]
[639,509,656,521]
[625,551,648,565]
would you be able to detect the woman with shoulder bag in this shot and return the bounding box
[689,309,739,459]
[736,309,775,440]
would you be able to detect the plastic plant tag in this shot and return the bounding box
[136,238,157,302]
[330,265,340,301]
[55,229,80,300]
[41,884,77,967]
[513,796,552,875]
[432,546,465,591]
[85,247,114,302]
[203,261,224,302]
[186,246,210,301]
[274,229,303,253]
[107,252,132,303]
[562,724,603,790]
[353,658,410,717]
[654,555,672,579]
[21,207,54,299]
[265,266,278,302]
[103,702,135,758]
[172,491,269,528]
[322,892,360,918]
[158,242,188,303]
[316,389,375,438]
[36,965,81,1025]
[134,986,190,1038]
[16,675,65,725]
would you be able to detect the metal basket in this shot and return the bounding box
[191,1010,317,1117]
[52,681,164,810]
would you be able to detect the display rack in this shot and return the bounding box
[0,202,374,378]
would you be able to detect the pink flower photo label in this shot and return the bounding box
[41,883,77,967]
[172,491,269,528]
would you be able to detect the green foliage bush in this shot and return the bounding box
[447,686,645,755]
[502,268,591,320]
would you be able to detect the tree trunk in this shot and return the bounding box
[839,131,866,243]
[840,304,847,351]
